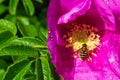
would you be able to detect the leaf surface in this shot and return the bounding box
[22,0,35,16]
[2,60,33,80]
[9,0,19,15]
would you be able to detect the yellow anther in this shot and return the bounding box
[63,23,101,60]
[64,23,100,51]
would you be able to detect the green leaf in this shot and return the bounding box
[17,17,30,26]
[36,57,51,80]
[2,60,33,80]
[41,57,51,80]
[0,31,16,49]
[0,37,47,56]
[13,61,33,80]
[0,0,4,3]
[12,56,27,63]
[24,76,36,80]
[17,22,38,37]
[35,0,43,3]
[24,62,36,80]
[9,0,19,15]
[0,59,8,69]
[0,19,17,35]
[29,16,38,25]
[22,0,35,16]
[38,31,47,43]
[10,37,47,48]
[0,45,38,57]
[47,54,60,80]
[17,16,38,37]
[4,14,17,24]
[36,58,43,80]
[0,69,5,80]
[0,4,7,15]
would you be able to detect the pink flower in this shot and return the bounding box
[47,0,120,80]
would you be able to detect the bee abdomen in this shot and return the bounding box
[80,52,87,60]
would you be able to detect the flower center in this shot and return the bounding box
[63,23,100,60]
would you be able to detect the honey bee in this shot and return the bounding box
[80,43,88,60]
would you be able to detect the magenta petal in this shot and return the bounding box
[88,31,120,79]
[109,50,120,79]
[47,0,69,45]
[73,58,119,80]
[58,0,91,24]
[47,40,75,79]
[107,33,120,78]
[109,0,120,15]
[108,0,120,33]
[47,0,62,43]
[94,0,116,31]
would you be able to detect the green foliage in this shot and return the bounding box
[2,60,33,80]
[0,0,60,80]
[36,57,52,80]
[0,4,7,15]
[0,19,17,35]
[0,31,16,49]
[36,0,43,3]
[0,69,5,80]
[0,0,4,3]
[22,0,35,16]
[9,0,19,15]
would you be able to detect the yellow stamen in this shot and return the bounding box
[63,23,100,59]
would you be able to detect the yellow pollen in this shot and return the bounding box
[63,23,100,52]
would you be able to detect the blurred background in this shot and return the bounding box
[0,0,61,80]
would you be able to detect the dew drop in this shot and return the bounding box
[48,30,51,34]
[73,55,77,58]
[49,35,54,41]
